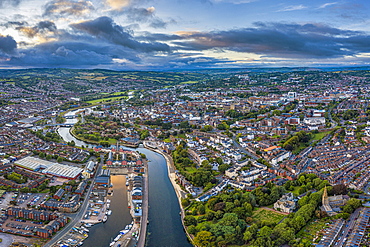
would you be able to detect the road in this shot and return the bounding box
[231,138,259,160]
[45,163,102,247]
[333,207,362,247]
[327,105,338,128]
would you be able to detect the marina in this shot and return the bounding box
[55,110,189,247]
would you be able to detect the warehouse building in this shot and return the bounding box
[15,157,82,180]
[15,156,54,171]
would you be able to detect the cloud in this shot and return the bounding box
[111,6,173,29]
[106,0,131,11]
[2,21,28,29]
[0,34,17,56]
[212,0,256,4]
[6,39,144,67]
[175,22,370,59]
[16,21,57,38]
[70,16,171,52]
[318,2,337,9]
[137,32,183,42]
[43,0,94,17]
[277,4,307,12]
[0,0,22,8]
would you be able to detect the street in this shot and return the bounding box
[232,138,259,160]
[333,208,361,247]
[44,162,102,247]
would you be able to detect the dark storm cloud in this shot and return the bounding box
[43,0,94,17]
[137,32,183,42]
[0,34,17,54]
[2,21,28,28]
[8,40,141,67]
[16,21,57,38]
[0,0,22,7]
[70,16,171,52]
[175,22,370,58]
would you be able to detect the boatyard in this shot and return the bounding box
[49,147,147,247]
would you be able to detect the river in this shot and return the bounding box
[57,110,191,247]
[82,175,131,247]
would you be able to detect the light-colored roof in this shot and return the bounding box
[16,156,82,178]
[42,163,83,179]
[15,156,54,170]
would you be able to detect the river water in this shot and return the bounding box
[57,112,191,247]
[137,148,191,247]
[82,175,131,247]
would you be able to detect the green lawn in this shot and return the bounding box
[86,96,128,104]
[185,167,198,174]
[180,80,199,84]
[176,134,187,139]
[108,138,118,145]
[292,186,303,196]
[293,143,309,155]
[252,209,285,224]
[110,91,128,96]
[312,131,331,141]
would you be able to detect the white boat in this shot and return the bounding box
[126,181,129,186]
[103,216,107,223]
[107,210,112,216]
[120,229,129,235]
[106,204,110,209]
[109,241,115,246]
[81,227,89,232]
[107,199,111,203]
[114,235,121,241]
[84,223,92,228]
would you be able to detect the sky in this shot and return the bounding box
[0,0,370,70]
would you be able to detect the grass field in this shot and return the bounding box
[86,96,128,104]
[312,131,331,141]
[252,208,286,224]
[292,186,301,196]
[185,167,198,174]
[180,81,199,84]
[110,91,128,96]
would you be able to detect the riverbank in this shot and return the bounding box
[57,108,189,247]
[69,126,139,148]
[142,142,194,245]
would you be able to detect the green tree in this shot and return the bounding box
[219,213,238,227]
[218,164,229,173]
[193,231,214,247]
[184,215,197,226]
[243,230,253,243]
[198,204,206,215]
[39,152,46,159]
[202,125,214,132]
[258,226,272,238]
